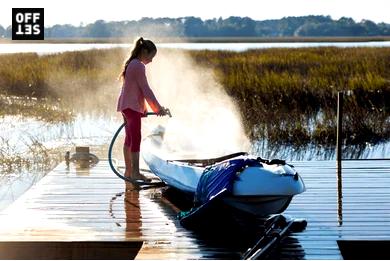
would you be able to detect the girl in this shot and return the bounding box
[117,37,166,186]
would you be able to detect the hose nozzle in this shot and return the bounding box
[164,108,172,117]
[146,108,172,117]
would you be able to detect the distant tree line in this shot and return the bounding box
[1,15,390,38]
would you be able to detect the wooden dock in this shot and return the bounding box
[0,159,389,259]
[280,159,390,260]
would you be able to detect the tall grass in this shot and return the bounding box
[0,47,389,150]
[0,95,74,123]
[0,136,63,175]
[190,48,390,112]
[0,49,123,119]
[190,48,390,148]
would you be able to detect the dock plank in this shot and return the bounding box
[0,159,389,259]
[279,159,390,259]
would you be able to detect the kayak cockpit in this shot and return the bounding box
[167,152,248,167]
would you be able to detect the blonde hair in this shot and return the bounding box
[119,37,157,81]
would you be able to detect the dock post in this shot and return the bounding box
[75,146,91,169]
[336,91,343,226]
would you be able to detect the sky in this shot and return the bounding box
[1,0,390,27]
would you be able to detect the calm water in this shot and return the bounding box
[0,114,119,211]
[1,113,389,211]
[1,41,390,54]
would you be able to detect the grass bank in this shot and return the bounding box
[0,47,389,150]
[190,48,390,146]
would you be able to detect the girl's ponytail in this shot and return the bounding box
[119,37,156,81]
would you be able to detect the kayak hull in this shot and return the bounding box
[142,132,305,217]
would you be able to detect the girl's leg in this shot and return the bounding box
[123,145,132,178]
[128,113,150,181]
[123,112,132,179]
[131,152,151,182]
[123,109,149,182]
[130,152,140,178]
[124,147,134,191]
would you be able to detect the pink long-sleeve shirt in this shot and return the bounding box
[117,58,161,114]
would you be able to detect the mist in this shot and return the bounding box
[41,44,251,159]
[142,48,250,159]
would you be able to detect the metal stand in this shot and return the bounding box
[336,91,343,226]
[242,215,307,260]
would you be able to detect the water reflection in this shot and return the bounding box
[252,139,390,161]
[1,111,388,168]
[0,114,118,153]
[0,170,44,211]
[75,167,90,177]
[146,187,247,259]
[0,113,121,213]
[157,187,306,259]
[124,190,142,238]
[337,161,343,226]
[1,111,389,214]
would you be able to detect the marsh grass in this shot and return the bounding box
[0,133,114,174]
[189,48,390,150]
[0,47,389,161]
[0,49,122,115]
[0,95,74,123]
[0,136,63,175]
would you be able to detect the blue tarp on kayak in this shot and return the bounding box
[194,157,260,206]
[178,157,260,229]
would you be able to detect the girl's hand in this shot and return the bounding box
[157,106,166,116]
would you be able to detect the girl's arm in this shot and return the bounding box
[135,64,162,113]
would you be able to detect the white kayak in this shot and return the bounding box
[142,128,306,216]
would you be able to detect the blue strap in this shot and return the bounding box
[178,157,260,228]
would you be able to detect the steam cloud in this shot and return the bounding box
[143,48,250,159]
[43,44,251,159]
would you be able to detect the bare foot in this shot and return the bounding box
[125,183,134,191]
[132,173,152,182]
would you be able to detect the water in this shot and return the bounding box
[2,113,388,161]
[0,171,45,211]
[1,112,389,211]
[0,114,122,211]
[1,114,118,153]
[252,139,390,161]
[1,41,390,54]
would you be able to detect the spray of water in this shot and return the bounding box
[43,44,250,159]
[143,48,250,159]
